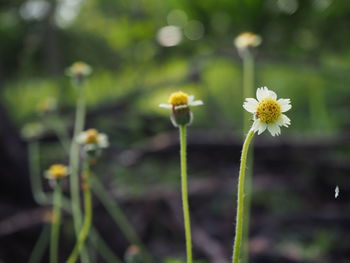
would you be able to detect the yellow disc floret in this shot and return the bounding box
[85,129,99,144]
[168,91,189,106]
[47,164,68,180]
[256,98,281,124]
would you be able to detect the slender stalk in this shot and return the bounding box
[90,228,123,263]
[28,225,50,263]
[44,114,71,153]
[91,176,153,263]
[50,181,62,263]
[242,49,254,131]
[69,85,86,231]
[232,129,255,263]
[68,84,90,263]
[179,125,192,263]
[241,49,255,263]
[28,140,47,204]
[66,161,93,263]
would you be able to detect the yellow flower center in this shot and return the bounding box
[72,61,89,74]
[256,98,281,124]
[168,91,189,106]
[85,129,99,144]
[235,32,261,49]
[48,164,68,179]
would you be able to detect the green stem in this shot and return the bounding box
[69,86,85,231]
[66,161,92,263]
[50,181,62,263]
[28,141,47,204]
[91,177,153,263]
[243,49,254,133]
[179,125,192,263]
[242,48,255,263]
[90,228,123,263]
[232,129,255,263]
[68,84,90,263]
[28,225,50,263]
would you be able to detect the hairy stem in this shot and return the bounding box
[179,125,192,263]
[232,129,255,263]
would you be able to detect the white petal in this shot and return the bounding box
[278,99,292,112]
[257,87,271,101]
[76,132,86,144]
[267,123,281,136]
[267,90,277,100]
[252,119,267,135]
[188,95,194,104]
[258,122,267,135]
[159,104,172,109]
[174,104,189,110]
[98,134,109,148]
[281,114,291,127]
[190,100,203,106]
[243,98,258,113]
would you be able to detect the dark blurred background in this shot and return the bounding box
[1,0,350,262]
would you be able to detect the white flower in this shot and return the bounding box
[243,87,291,136]
[66,61,92,78]
[77,129,109,150]
[159,91,203,110]
[234,32,262,50]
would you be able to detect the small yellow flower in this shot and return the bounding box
[168,91,189,106]
[234,32,262,50]
[77,128,109,149]
[66,61,92,78]
[243,87,291,136]
[45,164,69,180]
[160,91,203,110]
[159,91,203,126]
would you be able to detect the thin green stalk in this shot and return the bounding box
[232,129,255,263]
[90,229,123,263]
[241,49,255,263]
[179,125,192,263]
[69,86,86,230]
[28,140,47,204]
[28,140,71,210]
[243,49,254,132]
[44,114,71,153]
[91,177,153,263]
[68,84,90,263]
[28,225,50,263]
[66,161,93,263]
[50,181,62,263]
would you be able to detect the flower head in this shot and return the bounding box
[159,91,203,126]
[243,87,291,136]
[45,164,69,180]
[21,122,45,141]
[234,32,262,50]
[66,61,92,83]
[77,129,109,156]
